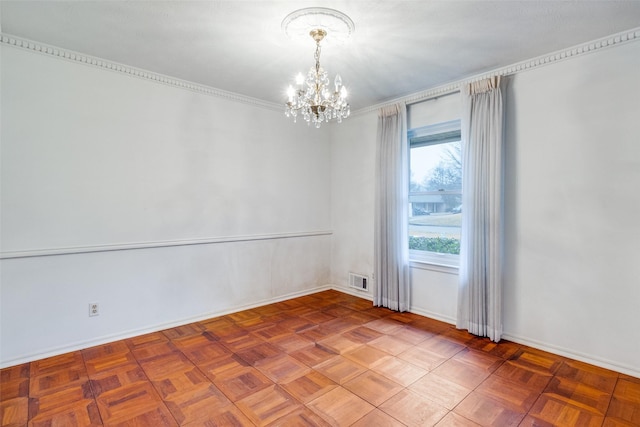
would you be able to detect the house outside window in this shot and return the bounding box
[408,120,461,266]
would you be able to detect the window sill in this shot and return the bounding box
[409,254,459,275]
[409,259,459,274]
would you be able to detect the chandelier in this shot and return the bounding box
[282,8,354,128]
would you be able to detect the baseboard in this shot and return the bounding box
[408,307,456,326]
[0,284,332,369]
[502,332,640,379]
[5,285,638,380]
[330,284,459,328]
[329,288,640,378]
[330,283,373,300]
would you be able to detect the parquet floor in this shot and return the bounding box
[2,290,639,426]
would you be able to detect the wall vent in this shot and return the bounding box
[349,273,369,291]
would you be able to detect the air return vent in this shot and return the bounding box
[349,273,368,291]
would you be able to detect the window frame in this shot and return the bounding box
[408,119,462,268]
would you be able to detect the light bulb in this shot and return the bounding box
[295,73,304,86]
[340,86,348,99]
[334,74,342,91]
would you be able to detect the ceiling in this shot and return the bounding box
[2,1,640,111]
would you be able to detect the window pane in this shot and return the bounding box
[409,140,461,255]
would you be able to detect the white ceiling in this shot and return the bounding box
[2,1,640,110]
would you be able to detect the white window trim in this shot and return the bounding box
[410,259,459,275]
[409,249,459,271]
[408,119,462,270]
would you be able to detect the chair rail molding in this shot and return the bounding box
[0,230,333,260]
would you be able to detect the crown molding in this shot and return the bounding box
[2,26,639,117]
[0,33,283,112]
[355,26,640,115]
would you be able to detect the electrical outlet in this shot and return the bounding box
[89,303,99,317]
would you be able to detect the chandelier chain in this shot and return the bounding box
[315,42,321,74]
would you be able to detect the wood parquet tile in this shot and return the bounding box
[289,344,336,368]
[95,381,176,426]
[474,376,541,413]
[83,348,138,377]
[255,354,311,384]
[29,351,85,377]
[408,373,472,410]
[314,356,368,385]
[89,364,148,397]
[435,411,482,426]
[543,376,613,415]
[344,345,393,369]
[368,334,413,356]
[341,326,384,344]
[605,378,640,425]
[181,403,254,426]
[493,361,553,393]
[132,341,181,362]
[236,345,283,369]
[397,345,449,371]
[370,356,429,388]
[271,333,315,354]
[236,385,301,426]
[265,406,333,427]
[365,318,406,335]
[454,391,527,426]
[148,364,212,400]
[180,341,233,366]
[379,388,449,426]
[2,289,639,426]
[163,383,231,425]
[525,394,605,427]
[432,358,493,389]
[306,386,375,426]
[138,352,194,380]
[1,399,27,427]
[219,332,265,354]
[0,365,29,388]
[350,408,406,427]
[280,371,338,404]
[317,334,362,355]
[508,348,565,376]
[343,370,404,406]
[208,364,273,402]
[28,382,102,426]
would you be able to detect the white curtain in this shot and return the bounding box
[457,76,505,342]
[374,103,410,312]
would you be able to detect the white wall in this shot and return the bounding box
[329,111,377,297]
[0,45,332,366]
[502,40,640,375]
[330,40,640,377]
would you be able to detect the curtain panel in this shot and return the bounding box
[457,76,505,342]
[374,103,410,312]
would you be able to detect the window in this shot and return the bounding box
[408,120,461,266]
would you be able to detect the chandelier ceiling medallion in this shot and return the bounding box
[282,8,354,128]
